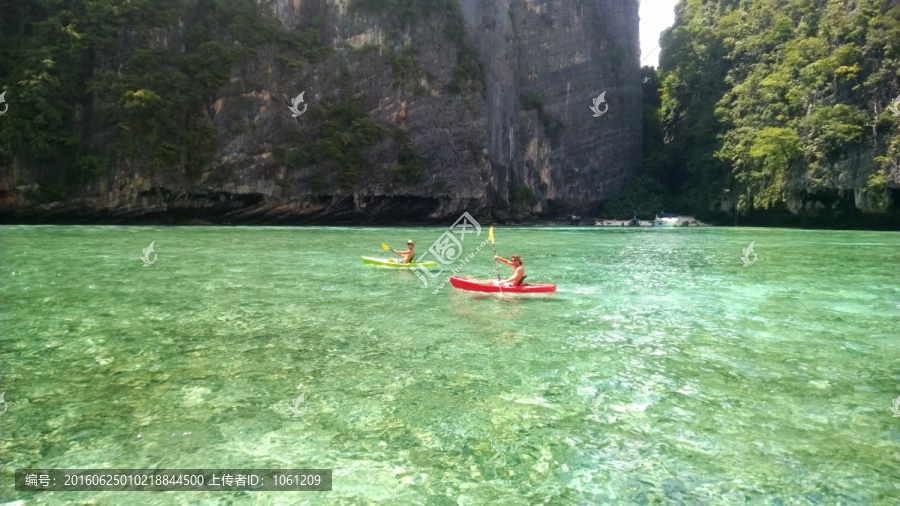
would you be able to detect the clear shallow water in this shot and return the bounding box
[1,225,898,504]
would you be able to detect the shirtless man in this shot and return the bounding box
[391,240,415,263]
[493,254,525,285]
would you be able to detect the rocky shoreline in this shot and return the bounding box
[590,216,709,227]
[3,194,898,229]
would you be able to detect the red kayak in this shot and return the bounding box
[448,276,557,293]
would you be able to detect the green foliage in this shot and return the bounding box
[272,146,302,166]
[310,171,328,193]
[510,186,534,212]
[352,44,381,58]
[800,105,868,158]
[602,175,666,219]
[384,44,429,89]
[659,0,900,215]
[519,92,545,111]
[444,7,485,93]
[352,0,442,28]
[519,92,563,139]
[288,98,391,189]
[336,64,354,89]
[37,178,65,204]
[385,44,420,79]
[537,110,564,139]
[434,177,450,194]
[351,0,484,93]
[72,155,110,185]
[274,175,294,197]
[465,140,482,158]
[604,66,675,218]
[640,66,676,200]
[749,128,802,161]
[739,127,802,209]
[389,130,425,183]
[0,0,331,192]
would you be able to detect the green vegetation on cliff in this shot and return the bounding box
[657,0,900,218]
[519,92,565,140]
[0,0,329,193]
[274,97,424,189]
[351,0,485,93]
[602,68,670,219]
[1,0,470,203]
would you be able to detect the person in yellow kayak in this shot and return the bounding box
[390,240,416,264]
[493,254,525,285]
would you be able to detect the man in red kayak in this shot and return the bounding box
[390,240,416,264]
[493,254,525,285]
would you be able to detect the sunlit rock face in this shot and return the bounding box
[0,0,641,224]
[455,0,642,217]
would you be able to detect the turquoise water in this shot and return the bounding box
[1,225,899,504]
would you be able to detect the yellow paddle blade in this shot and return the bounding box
[488,226,494,244]
[381,243,390,250]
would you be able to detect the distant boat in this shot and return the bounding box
[627,213,641,227]
[652,213,678,227]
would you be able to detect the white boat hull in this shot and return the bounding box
[652,217,679,227]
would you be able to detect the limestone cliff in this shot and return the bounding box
[0,0,641,224]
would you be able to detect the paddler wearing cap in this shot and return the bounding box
[390,240,416,264]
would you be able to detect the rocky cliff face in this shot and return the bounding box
[0,0,641,224]
[460,0,642,215]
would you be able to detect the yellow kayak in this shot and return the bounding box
[361,257,436,268]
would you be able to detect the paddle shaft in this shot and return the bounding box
[490,239,505,295]
[491,241,501,281]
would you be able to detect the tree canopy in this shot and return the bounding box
[656,0,900,217]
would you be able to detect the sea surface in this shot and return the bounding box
[1,224,898,504]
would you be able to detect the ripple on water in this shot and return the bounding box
[1,225,898,502]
